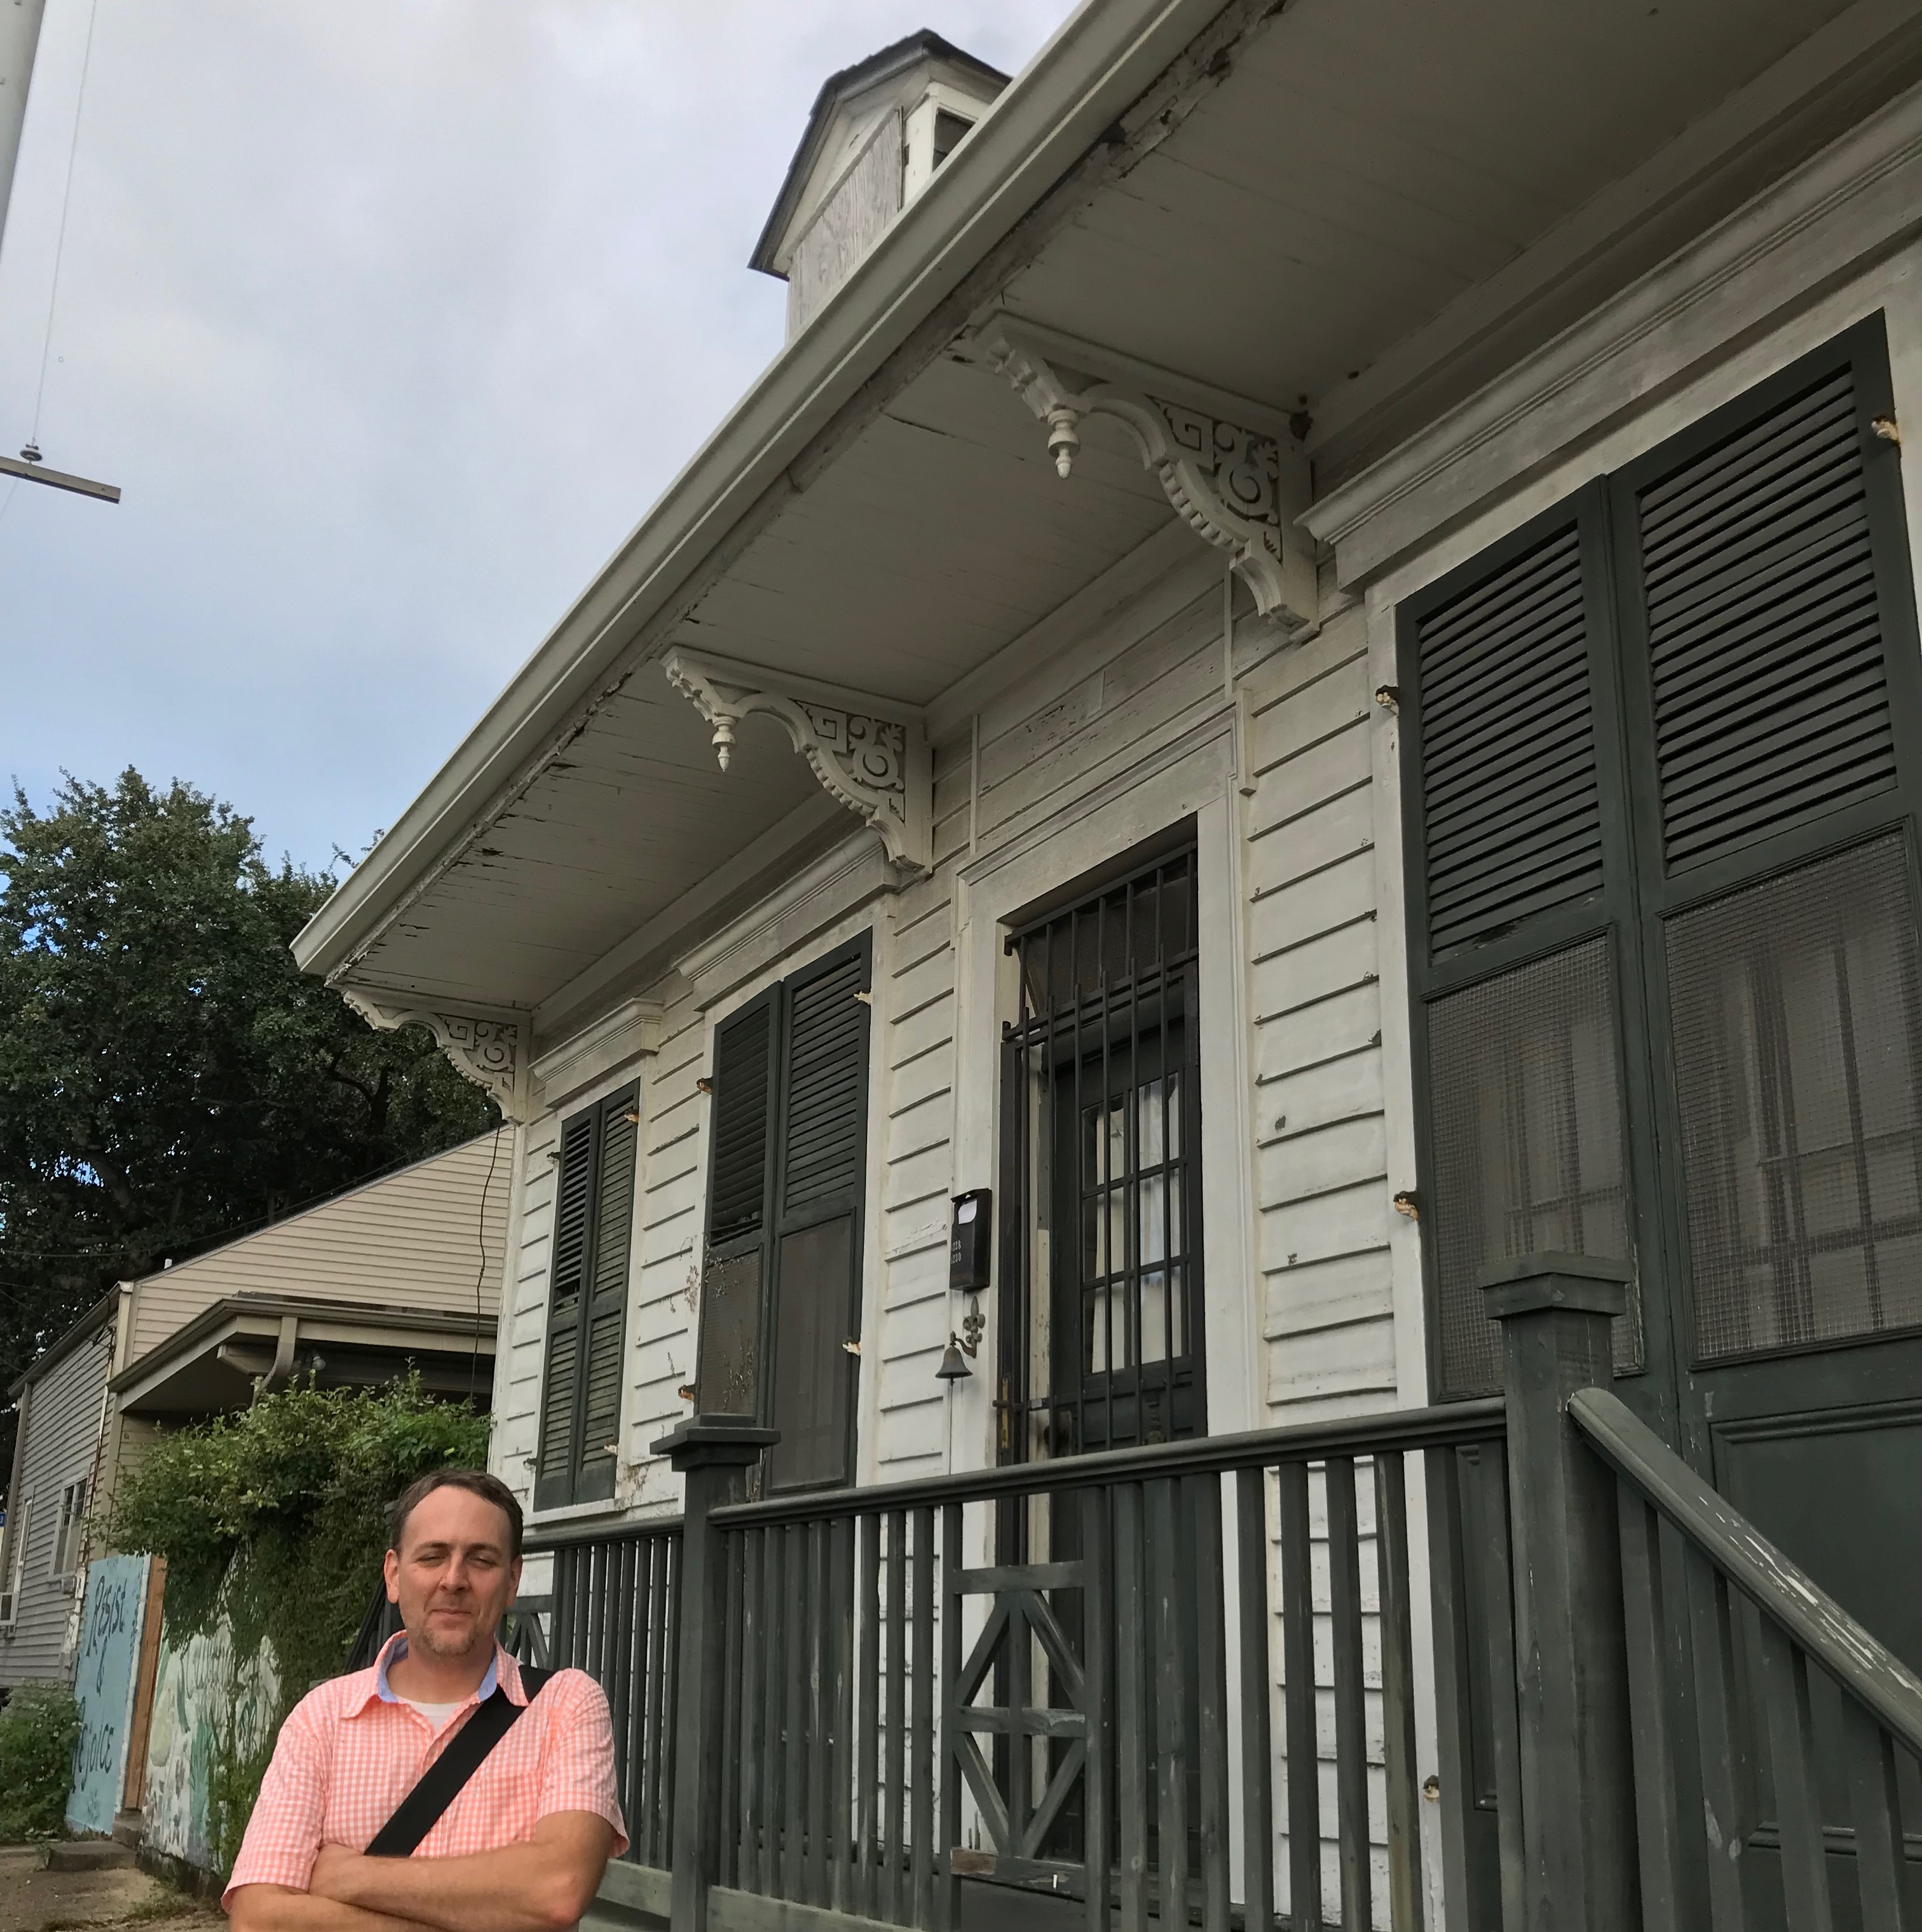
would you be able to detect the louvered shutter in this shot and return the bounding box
[696,995,778,1417]
[535,1110,596,1507]
[535,1085,638,1507]
[1630,360,1898,871]
[1413,519,1604,958]
[767,942,871,1492]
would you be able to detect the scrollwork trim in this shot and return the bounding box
[338,990,529,1120]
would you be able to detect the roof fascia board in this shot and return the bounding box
[293,0,1254,986]
[7,1288,118,1400]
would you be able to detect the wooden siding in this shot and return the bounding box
[0,1312,114,1689]
[125,1134,510,1368]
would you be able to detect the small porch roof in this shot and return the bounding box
[296,0,1909,1030]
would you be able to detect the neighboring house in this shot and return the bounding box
[0,1130,510,1696]
[292,9,1922,1927]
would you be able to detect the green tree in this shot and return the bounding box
[0,770,498,1465]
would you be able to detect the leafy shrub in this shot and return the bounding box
[109,1372,489,1864]
[0,1682,82,1840]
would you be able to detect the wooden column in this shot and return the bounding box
[655,1418,777,1932]
[1480,1255,1639,1932]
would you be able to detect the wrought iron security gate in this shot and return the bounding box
[998,847,1205,1464]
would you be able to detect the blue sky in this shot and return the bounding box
[0,1,1077,876]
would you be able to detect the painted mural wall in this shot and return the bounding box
[142,1618,279,1874]
[65,1554,153,1834]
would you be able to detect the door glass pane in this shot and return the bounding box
[768,1216,855,1490]
[695,1249,761,1417]
[1668,833,1922,1360]
[1428,935,1639,1396]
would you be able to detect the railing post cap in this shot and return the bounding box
[650,1417,780,1471]
[1478,1253,1630,1320]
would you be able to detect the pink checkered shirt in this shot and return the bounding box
[223,1635,626,1907]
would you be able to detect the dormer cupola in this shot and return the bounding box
[751,31,1008,341]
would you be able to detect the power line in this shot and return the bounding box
[28,0,101,447]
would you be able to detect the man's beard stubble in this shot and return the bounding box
[409,1608,489,1660]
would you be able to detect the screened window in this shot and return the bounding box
[1000,845,1204,1459]
[52,1479,88,1582]
[693,936,871,1493]
[534,1084,639,1509]
[1401,314,1922,1394]
[0,1493,32,1624]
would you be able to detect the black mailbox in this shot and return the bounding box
[950,1188,992,1292]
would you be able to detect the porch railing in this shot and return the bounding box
[501,1256,1922,1932]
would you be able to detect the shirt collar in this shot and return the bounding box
[355,1629,515,1715]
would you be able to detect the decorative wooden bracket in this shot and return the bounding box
[662,646,932,875]
[337,989,530,1120]
[981,324,1317,629]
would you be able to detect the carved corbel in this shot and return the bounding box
[983,326,1317,629]
[662,646,932,875]
[337,989,530,1121]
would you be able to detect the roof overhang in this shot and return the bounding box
[111,1293,495,1417]
[7,1288,118,1402]
[296,0,1922,1039]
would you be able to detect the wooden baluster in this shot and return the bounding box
[808,1521,829,1905]
[632,1542,655,1861]
[1115,1481,1150,1932]
[937,1502,962,1932]
[761,1523,786,1896]
[885,1509,907,1924]
[1617,1483,1684,1932]
[1149,1478,1189,1932]
[1082,1487,1113,1932]
[1190,1473,1232,1932]
[647,1537,673,1866]
[1759,1621,1836,1932]
[740,1530,765,1892]
[1373,1453,1424,1932]
[859,1513,880,1920]
[1277,1459,1322,1932]
[1423,1448,1482,1932]
[911,1505,936,1929]
[1843,1699,1907,1932]
[1326,1457,1372,1932]
[604,1540,631,1845]
[719,1532,744,1889]
[784,1523,808,1901]
[1684,1550,1752,1932]
[1473,1444,1525,1932]
[833,1514,856,1914]
[1235,1468,1275,1932]
[662,1534,683,1858]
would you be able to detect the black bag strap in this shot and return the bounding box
[365,1666,554,1858]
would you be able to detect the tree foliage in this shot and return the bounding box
[0,1683,82,1840]
[0,771,498,1465]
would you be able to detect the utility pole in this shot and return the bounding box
[0,0,119,503]
[0,0,47,264]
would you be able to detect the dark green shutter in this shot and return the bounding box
[1633,360,1897,871]
[767,942,870,1491]
[535,1085,637,1508]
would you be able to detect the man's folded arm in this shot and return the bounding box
[306,1811,615,1932]
[226,1886,433,1932]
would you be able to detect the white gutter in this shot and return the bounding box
[294,0,1245,983]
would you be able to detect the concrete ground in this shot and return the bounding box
[0,1846,222,1932]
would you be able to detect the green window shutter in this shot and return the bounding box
[1628,358,1898,873]
[695,995,779,1417]
[1412,518,1604,959]
[535,1085,639,1509]
[767,941,870,1492]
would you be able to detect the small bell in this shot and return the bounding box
[936,1335,973,1382]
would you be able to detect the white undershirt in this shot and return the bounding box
[402,1699,465,1731]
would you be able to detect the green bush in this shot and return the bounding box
[0,1682,81,1840]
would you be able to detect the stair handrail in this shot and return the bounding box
[1569,1384,1922,1754]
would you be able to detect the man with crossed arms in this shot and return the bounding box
[225,1469,623,1932]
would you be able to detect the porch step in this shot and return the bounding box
[44,1839,136,1872]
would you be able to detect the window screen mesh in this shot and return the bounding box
[1668,833,1922,1361]
[1428,936,1640,1396]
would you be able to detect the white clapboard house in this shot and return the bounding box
[296,11,1922,1929]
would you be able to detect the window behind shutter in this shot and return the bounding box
[535,1087,637,1509]
[1634,362,1897,871]
[1414,520,1603,958]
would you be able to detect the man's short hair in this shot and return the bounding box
[389,1467,524,1560]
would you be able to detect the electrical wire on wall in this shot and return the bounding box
[470,1124,504,1405]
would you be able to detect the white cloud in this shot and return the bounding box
[0,1,1077,868]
